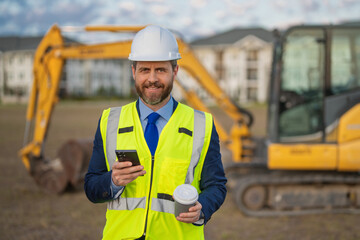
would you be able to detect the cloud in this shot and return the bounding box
[88,15,111,25]
[0,0,360,41]
[339,0,358,7]
[0,1,22,15]
[118,1,136,12]
[32,8,46,16]
[143,0,164,2]
[215,10,226,20]
[150,4,170,16]
[180,17,193,27]
[190,0,207,9]
[23,25,42,35]
[273,0,288,9]
[274,17,305,30]
[302,0,320,11]
[189,26,215,38]
[2,21,21,34]
[223,0,258,16]
[0,0,103,36]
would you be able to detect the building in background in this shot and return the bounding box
[190,28,274,104]
[0,36,43,103]
[64,59,131,98]
[0,36,132,103]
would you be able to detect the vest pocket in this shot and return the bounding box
[157,157,190,195]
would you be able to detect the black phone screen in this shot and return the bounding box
[115,150,140,166]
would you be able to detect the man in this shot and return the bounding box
[84,25,227,240]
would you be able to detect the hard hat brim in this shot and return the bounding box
[128,53,181,61]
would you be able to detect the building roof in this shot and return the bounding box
[0,36,43,51]
[0,36,77,52]
[191,27,274,46]
[340,20,360,26]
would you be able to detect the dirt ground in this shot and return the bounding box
[1,100,360,240]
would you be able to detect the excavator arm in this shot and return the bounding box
[21,25,64,169]
[19,24,252,193]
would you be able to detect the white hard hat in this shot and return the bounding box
[129,25,181,61]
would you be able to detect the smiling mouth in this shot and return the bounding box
[145,82,163,89]
[146,86,161,90]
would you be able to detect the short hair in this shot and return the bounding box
[132,60,178,71]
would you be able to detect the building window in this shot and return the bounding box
[19,72,24,80]
[247,68,257,80]
[247,50,258,61]
[8,56,14,66]
[8,72,13,80]
[247,87,257,101]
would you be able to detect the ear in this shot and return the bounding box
[173,65,179,77]
[131,65,136,80]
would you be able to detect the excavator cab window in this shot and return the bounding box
[278,28,325,142]
[324,27,360,142]
[330,28,360,95]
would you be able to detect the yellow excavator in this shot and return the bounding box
[19,24,360,216]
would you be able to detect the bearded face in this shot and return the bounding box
[132,61,178,109]
[135,78,173,105]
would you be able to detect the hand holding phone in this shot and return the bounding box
[112,150,145,186]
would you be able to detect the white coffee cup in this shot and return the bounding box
[173,184,198,217]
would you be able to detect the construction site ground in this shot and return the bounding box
[1,100,360,240]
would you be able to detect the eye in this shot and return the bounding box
[139,68,150,73]
[157,68,166,73]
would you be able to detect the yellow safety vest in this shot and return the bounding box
[99,101,213,240]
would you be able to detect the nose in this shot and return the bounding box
[148,69,157,83]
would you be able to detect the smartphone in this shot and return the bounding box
[115,150,141,166]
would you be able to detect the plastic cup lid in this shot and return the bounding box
[173,184,198,205]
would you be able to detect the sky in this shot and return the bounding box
[1,0,360,42]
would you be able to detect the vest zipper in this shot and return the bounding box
[143,155,155,238]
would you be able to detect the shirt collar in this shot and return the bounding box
[139,96,174,122]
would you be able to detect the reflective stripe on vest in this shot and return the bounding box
[108,196,146,210]
[106,107,122,168]
[185,109,205,185]
[151,198,174,214]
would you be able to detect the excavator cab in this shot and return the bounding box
[270,26,360,142]
[268,25,360,170]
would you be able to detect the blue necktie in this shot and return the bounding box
[145,112,160,155]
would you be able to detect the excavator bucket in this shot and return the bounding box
[30,139,93,194]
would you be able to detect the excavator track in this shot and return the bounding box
[231,170,360,217]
